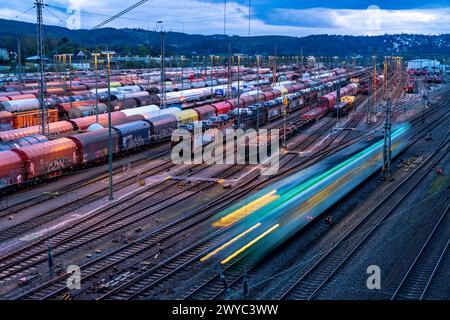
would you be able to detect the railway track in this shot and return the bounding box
[180,104,449,301]
[0,163,243,289]
[0,146,171,217]
[390,204,449,300]
[5,80,447,300]
[1,98,343,297]
[21,124,355,300]
[0,155,178,241]
[274,129,448,300]
[93,92,389,301]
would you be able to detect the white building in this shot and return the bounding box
[407,59,442,71]
[306,56,316,68]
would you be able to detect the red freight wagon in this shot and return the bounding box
[255,93,267,103]
[193,105,217,120]
[319,93,337,111]
[211,101,233,115]
[262,91,275,101]
[0,111,14,131]
[240,95,257,108]
[135,94,161,106]
[8,94,36,101]
[68,111,126,130]
[111,98,138,111]
[46,88,66,96]
[58,99,98,113]
[0,150,24,188]
[14,138,78,179]
[301,106,327,121]
[68,129,120,164]
[272,89,282,99]
[227,98,245,109]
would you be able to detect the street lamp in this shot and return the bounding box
[101,50,116,201]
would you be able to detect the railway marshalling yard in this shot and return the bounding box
[0,68,448,301]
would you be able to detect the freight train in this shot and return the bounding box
[404,77,415,93]
[0,73,364,191]
[200,124,411,266]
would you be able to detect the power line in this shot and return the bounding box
[46,4,247,26]
[44,7,66,24]
[15,6,36,18]
[91,0,149,30]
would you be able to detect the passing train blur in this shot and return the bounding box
[200,124,411,266]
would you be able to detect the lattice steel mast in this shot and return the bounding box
[36,0,49,135]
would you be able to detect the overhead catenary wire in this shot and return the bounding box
[43,6,66,25]
[15,6,36,19]
[91,0,149,30]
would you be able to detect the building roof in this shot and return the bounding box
[25,55,49,61]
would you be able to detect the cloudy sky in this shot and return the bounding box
[1,0,449,36]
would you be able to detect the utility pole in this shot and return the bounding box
[227,43,231,99]
[382,97,392,180]
[68,54,73,111]
[383,57,388,100]
[158,21,166,108]
[92,53,101,122]
[210,55,214,104]
[273,45,277,84]
[102,51,116,201]
[17,38,22,93]
[372,54,377,113]
[365,80,373,124]
[256,55,260,131]
[336,83,341,128]
[236,54,241,129]
[36,0,48,136]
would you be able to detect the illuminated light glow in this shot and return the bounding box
[200,223,261,262]
[212,190,279,227]
[220,224,280,265]
[277,125,409,203]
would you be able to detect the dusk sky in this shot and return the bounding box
[1,0,449,36]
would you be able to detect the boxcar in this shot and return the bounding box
[147,114,179,142]
[0,150,24,188]
[113,120,152,151]
[68,104,108,119]
[68,129,120,164]
[175,109,199,124]
[69,112,126,131]
[211,101,233,115]
[1,98,39,113]
[193,105,217,121]
[0,111,13,131]
[12,109,59,128]
[15,138,78,179]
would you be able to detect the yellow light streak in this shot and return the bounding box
[220,224,280,265]
[199,223,261,262]
[212,190,279,227]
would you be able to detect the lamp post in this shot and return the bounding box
[236,54,241,129]
[92,53,101,122]
[256,55,260,131]
[101,50,116,201]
